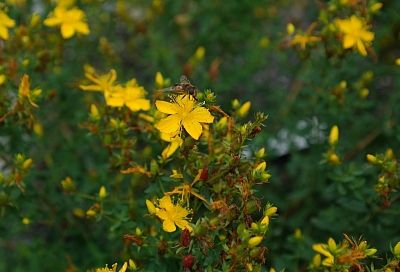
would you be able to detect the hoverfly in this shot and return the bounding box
[154,75,197,101]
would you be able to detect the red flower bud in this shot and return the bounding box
[200,167,208,181]
[182,254,195,270]
[180,229,191,247]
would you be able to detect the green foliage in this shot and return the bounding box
[1,0,400,271]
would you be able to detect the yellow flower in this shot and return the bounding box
[44,6,90,39]
[96,262,127,272]
[312,243,334,266]
[291,33,321,49]
[335,15,374,56]
[154,195,192,232]
[106,79,150,112]
[80,68,116,93]
[155,95,214,140]
[0,10,16,40]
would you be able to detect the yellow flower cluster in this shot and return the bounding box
[80,68,150,112]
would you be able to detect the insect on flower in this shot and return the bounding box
[154,75,197,101]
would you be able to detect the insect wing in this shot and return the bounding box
[179,75,191,85]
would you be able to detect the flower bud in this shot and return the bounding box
[394,241,400,257]
[287,23,295,35]
[248,236,263,248]
[255,148,265,158]
[328,125,339,146]
[194,46,205,60]
[370,2,383,13]
[328,153,340,165]
[366,154,378,164]
[61,176,76,192]
[232,99,240,109]
[238,101,251,118]
[135,227,142,236]
[90,104,100,120]
[265,206,277,216]
[98,186,107,199]
[22,158,33,170]
[22,217,30,225]
[180,228,191,247]
[182,254,195,270]
[396,58,400,66]
[146,199,156,214]
[260,215,269,226]
[86,209,96,217]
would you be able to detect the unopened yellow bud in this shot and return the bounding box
[370,2,383,13]
[287,23,295,35]
[232,99,240,109]
[61,177,75,191]
[0,74,6,85]
[265,206,277,216]
[385,148,394,159]
[359,88,369,99]
[98,186,107,199]
[90,104,100,120]
[215,116,228,130]
[194,46,205,60]
[365,248,377,256]
[294,228,302,239]
[30,13,41,28]
[22,158,33,170]
[260,215,269,226]
[312,254,321,267]
[396,58,400,66]
[394,241,400,256]
[238,101,251,117]
[255,148,266,158]
[366,154,378,164]
[73,208,85,218]
[248,236,263,248]
[255,161,267,172]
[135,227,142,236]
[22,217,30,225]
[328,153,340,165]
[328,238,337,251]
[155,72,164,88]
[33,122,43,137]
[339,80,347,89]
[86,209,96,217]
[146,199,156,214]
[329,125,339,146]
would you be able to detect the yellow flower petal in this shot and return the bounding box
[155,101,179,114]
[156,115,181,134]
[182,119,202,140]
[163,219,176,232]
[162,136,183,159]
[343,35,355,49]
[188,107,214,123]
[61,24,75,39]
[357,40,367,56]
[126,98,150,112]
